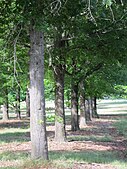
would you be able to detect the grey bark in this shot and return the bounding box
[54,65,66,142]
[2,89,9,121]
[71,82,79,131]
[85,98,92,121]
[29,27,48,159]
[16,86,21,119]
[79,81,86,127]
[26,87,30,117]
[92,97,99,118]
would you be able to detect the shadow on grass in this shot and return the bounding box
[67,135,113,142]
[0,131,30,143]
[0,120,30,129]
[49,150,127,164]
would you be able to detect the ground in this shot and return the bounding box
[0,100,127,168]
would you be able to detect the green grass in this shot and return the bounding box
[21,158,73,169]
[0,167,19,169]
[0,150,127,169]
[0,151,30,169]
[112,161,127,169]
[0,128,30,144]
[68,135,113,142]
[113,118,127,137]
[0,151,29,161]
[49,151,119,163]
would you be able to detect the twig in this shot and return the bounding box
[87,0,97,26]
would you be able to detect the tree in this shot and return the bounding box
[2,88,9,121]
[26,86,30,117]
[29,27,48,159]
[0,0,49,159]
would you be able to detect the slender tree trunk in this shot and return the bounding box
[2,89,9,121]
[16,85,21,119]
[90,97,94,116]
[54,65,66,142]
[79,81,86,128]
[29,27,48,159]
[85,98,92,122]
[71,82,79,131]
[92,97,99,118]
[26,87,30,117]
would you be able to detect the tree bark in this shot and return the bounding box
[26,87,30,117]
[29,27,48,159]
[85,98,92,122]
[54,65,66,142]
[16,85,21,119]
[92,97,99,118]
[2,89,9,121]
[71,82,79,131]
[79,81,86,128]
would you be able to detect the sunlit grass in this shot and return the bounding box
[0,151,29,161]
[112,161,127,169]
[1,150,127,169]
[0,151,30,169]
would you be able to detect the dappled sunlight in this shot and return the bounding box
[48,140,114,152]
[0,100,127,168]
[0,142,31,153]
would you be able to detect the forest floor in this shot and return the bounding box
[0,100,127,168]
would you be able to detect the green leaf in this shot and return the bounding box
[103,0,113,7]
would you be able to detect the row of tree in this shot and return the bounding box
[0,0,127,160]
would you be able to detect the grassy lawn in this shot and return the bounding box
[97,99,127,116]
[0,99,127,168]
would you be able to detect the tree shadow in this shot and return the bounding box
[49,150,127,163]
[0,120,30,129]
[0,131,30,143]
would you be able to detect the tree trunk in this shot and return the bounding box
[79,81,86,128]
[71,82,79,131]
[92,97,99,118]
[16,85,21,119]
[29,27,48,159]
[85,98,92,122]
[54,65,66,142]
[2,89,9,121]
[26,87,30,117]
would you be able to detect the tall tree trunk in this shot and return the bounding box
[2,89,9,121]
[26,87,30,117]
[54,65,66,142]
[16,85,21,119]
[79,81,86,128]
[71,82,79,131]
[92,97,99,118]
[85,98,92,122]
[29,27,48,159]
